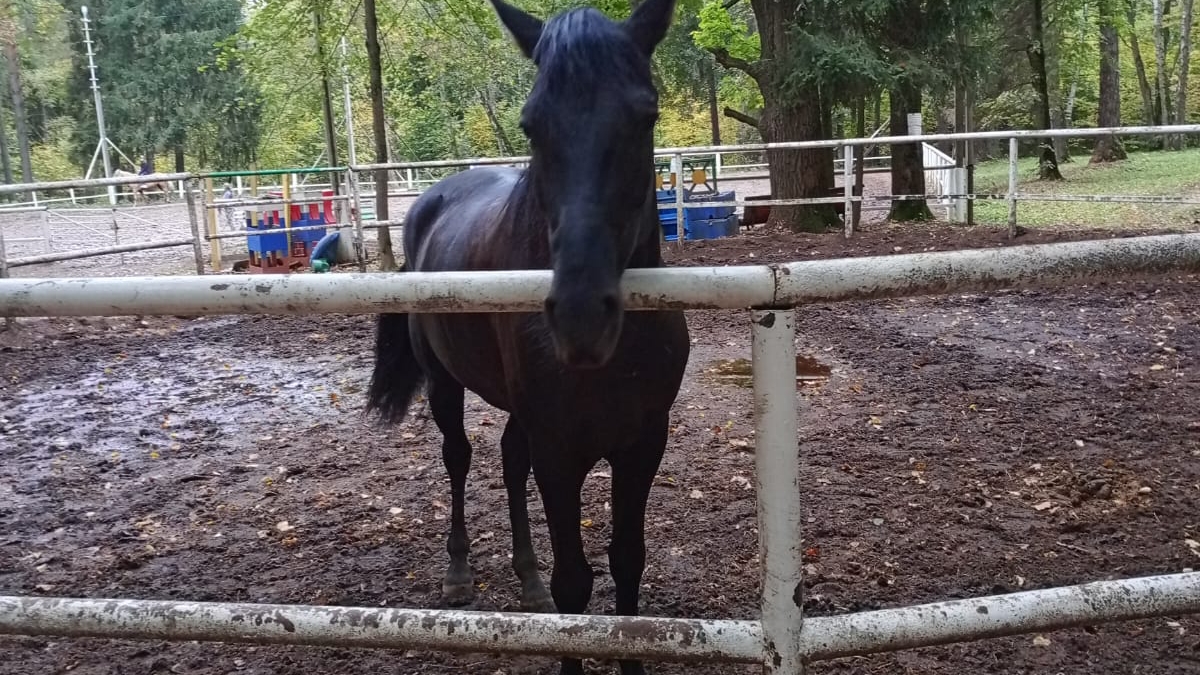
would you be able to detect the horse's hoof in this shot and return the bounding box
[520,591,557,614]
[442,581,476,606]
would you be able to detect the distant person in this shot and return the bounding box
[138,160,151,176]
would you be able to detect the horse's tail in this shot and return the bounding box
[365,263,427,425]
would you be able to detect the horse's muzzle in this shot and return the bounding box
[543,290,622,369]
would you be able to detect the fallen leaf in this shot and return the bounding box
[580,519,594,528]
[1185,539,1200,559]
[1150,364,1166,371]
[1032,635,1051,647]
[1032,501,1054,511]
[689,489,703,499]
[276,521,295,532]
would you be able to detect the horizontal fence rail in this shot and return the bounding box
[3,234,1199,316]
[1,572,1196,663]
[348,124,1200,173]
[2,124,1200,273]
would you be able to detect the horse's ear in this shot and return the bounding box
[489,0,544,59]
[622,0,675,56]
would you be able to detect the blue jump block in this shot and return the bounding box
[656,189,738,240]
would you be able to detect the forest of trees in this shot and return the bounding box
[0,0,1197,230]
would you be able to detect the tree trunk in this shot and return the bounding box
[174,144,185,173]
[478,86,511,155]
[313,10,341,195]
[1152,0,1170,145]
[1127,12,1157,125]
[759,91,837,232]
[887,78,931,221]
[1173,0,1193,147]
[706,0,839,232]
[2,40,32,185]
[1045,6,1070,162]
[1062,2,1089,154]
[873,91,882,133]
[364,0,396,271]
[0,83,11,188]
[707,58,721,145]
[1093,0,1128,162]
[1029,0,1063,180]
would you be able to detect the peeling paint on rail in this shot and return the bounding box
[3,235,1199,317]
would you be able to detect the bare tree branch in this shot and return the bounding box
[708,47,760,83]
[723,106,760,128]
[721,0,743,8]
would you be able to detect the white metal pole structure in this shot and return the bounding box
[0,574,1196,666]
[751,308,804,674]
[4,233,1200,314]
[842,145,853,238]
[80,5,117,207]
[1008,137,1019,237]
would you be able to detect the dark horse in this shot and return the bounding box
[365,0,689,673]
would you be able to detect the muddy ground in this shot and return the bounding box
[1,222,1199,674]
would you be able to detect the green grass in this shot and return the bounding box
[969,147,1200,230]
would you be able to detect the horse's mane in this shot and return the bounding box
[530,8,652,95]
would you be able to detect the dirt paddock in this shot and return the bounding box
[1,222,1199,674]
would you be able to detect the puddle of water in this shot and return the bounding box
[702,355,831,388]
[5,345,369,456]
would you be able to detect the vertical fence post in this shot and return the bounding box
[406,168,414,192]
[109,207,125,266]
[1007,137,1019,237]
[69,188,77,205]
[40,209,51,253]
[282,173,293,259]
[184,179,205,275]
[204,177,222,272]
[751,308,803,675]
[0,218,9,280]
[0,221,11,331]
[673,152,685,246]
[842,144,854,239]
[347,167,367,272]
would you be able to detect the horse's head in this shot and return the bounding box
[491,0,674,369]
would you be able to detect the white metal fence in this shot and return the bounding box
[1,234,1199,672]
[3,124,1200,277]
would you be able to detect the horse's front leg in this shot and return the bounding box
[531,448,593,675]
[426,375,475,605]
[607,414,670,675]
[500,418,554,612]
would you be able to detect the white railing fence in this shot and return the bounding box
[3,125,1200,277]
[1,235,1200,673]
